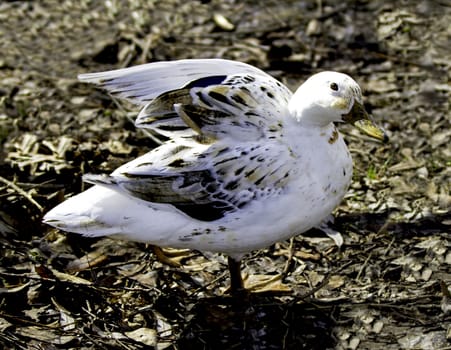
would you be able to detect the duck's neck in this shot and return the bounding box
[284,117,338,156]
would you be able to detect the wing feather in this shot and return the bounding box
[78,59,268,105]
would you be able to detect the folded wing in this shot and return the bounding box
[84,140,293,222]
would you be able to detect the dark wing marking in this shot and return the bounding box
[135,73,292,141]
[84,143,292,222]
[184,75,228,88]
[84,170,235,221]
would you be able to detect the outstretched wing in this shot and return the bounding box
[84,140,293,222]
[79,59,292,141]
[78,59,269,105]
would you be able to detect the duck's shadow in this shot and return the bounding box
[175,294,338,350]
[331,210,449,238]
[171,210,450,349]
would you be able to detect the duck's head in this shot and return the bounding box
[289,71,388,142]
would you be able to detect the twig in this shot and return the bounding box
[0,311,58,329]
[282,237,295,276]
[295,273,331,301]
[356,252,372,282]
[0,175,43,212]
[292,260,354,302]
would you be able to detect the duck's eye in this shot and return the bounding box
[330,82,339,91]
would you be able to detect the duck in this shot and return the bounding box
[43,59,387,293]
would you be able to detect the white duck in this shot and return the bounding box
[43,59,387,293]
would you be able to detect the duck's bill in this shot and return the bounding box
[342,101,388,143]
[354,119,389,143]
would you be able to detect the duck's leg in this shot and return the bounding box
[227,256,245,293]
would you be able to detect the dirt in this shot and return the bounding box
[0,1,450,349]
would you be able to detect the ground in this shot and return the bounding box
[0,1,450,349]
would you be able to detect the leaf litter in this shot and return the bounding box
[0,0,450,349]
